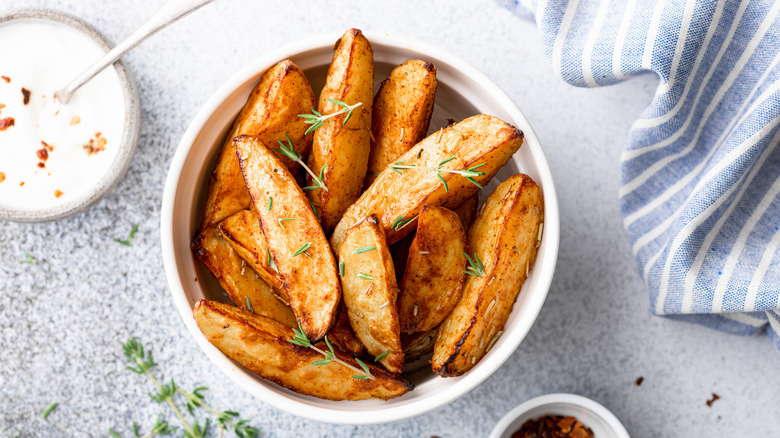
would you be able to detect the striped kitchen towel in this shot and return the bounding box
[498,0,780,350]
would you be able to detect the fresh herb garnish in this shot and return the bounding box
[338,260,345,277]
[266,197,272,212]
[287,323,373,380]
[390,215,414,230]
[109,414,174,438]
[298,99,363,134]
[309,200,319,219]
[463,252,486,277]
[19,250,35,264]
[114,223,140,247]
[354,246,376,254]
[41,402,58,418]
[278,217,295,230]
[245,296,254,313]
[266,248,278,273]
[390,159,486,190]
[374,350,390,362]
[272,133,328,191]
[356,273,373,280]
[292,242,311,257]
[120,338,259,438]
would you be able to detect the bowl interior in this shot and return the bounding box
[164,32,558,424]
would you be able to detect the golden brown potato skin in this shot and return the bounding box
[235,135,340,342]
[338,215,404,374]
[328,303,365,356]
[191,228,296,327]
[201,60,315,229]
[432,174,543,377]
[331,114,524,254]
[218,210,285,295]
[194,300,412,401]
[452,194,479,230]
[397,205,467,333]
[365,60,437,187]
[307,28,374,232]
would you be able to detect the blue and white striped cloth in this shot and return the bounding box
[499,0,780,350]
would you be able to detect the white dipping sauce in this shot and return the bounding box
[0,19,126,211]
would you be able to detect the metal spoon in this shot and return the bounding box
[55,0,216,104]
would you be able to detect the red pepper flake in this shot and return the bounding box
[0,103,5,114]
[19,181,24,186]
[512,415,594,438]
[0,117,14,131]
[83,132,107,155]
[41,141,53,151]
[21,87,31,105]
[0,172,5,183]
[1,76,9,83]
[635,376,644,386]
[36,148,49,160]
[54,190,63,198]
[37,162,45,168]
[706,393,720,407]
[70,115,81,126]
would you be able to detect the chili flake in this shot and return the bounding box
[21,87,30,105]
[0,117,14,131]
[511,415,594,438]
[0,172,5,183]
[70,115,81,126]
[706,393,720,407]
[54,190,63,198]
[1,76,9,83]
[83,132,107,155]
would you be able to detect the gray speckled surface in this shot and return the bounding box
[1,1,778,437]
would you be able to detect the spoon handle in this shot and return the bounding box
[57,0,216,103]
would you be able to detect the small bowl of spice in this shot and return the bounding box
[490,393,630,438]
[0,8,140,222]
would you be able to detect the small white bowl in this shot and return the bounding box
[490,394,630,438]
[0,8,140,222]
[161,31,560,424]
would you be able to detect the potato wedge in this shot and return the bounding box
[217,209,285,295]
[191,228,296,327]
[397,205,466,333]
[201,60,315,229]
[194,300,412,401]
[402,327,438,363]
[364,60,437,187]
[235,135,340,341]
[432,174,543,377]
[331,114,524,253]
[328,303,365,356]
[307,28,373,231]
[338,215,404,374]
[453,194,479,229]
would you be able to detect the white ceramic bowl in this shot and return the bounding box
[161,31,559,424]
[0,8,140,222]
[490,394,630,438]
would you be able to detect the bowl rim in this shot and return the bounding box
[489,393,630,438]
[0,8,141,223]
[161,30,560,424]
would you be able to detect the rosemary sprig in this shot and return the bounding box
[463,252,486,277]
[120,338,259,438]
[115,223,140,247]
[266,248,278,273]
[298,99,363,134]
[356,273,373,280]
[287,324,374,380]
[354,246,376,254]
[41,402,58,418]
[19,250,35,264]
[292,242,311,257]
[266,197,272,212]
[308,200,319,219]
[374,350,390,362]
[110,414,176,438]
[390,159,486,190]
[272,133,328,191]
[339,260,345,277]
[390,215,414,231]
[278,217,295,230]
[245,296,254,313]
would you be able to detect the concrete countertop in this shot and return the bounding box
[2,0,778,436]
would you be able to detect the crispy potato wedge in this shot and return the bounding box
[331,114,524,253]
[402,327,438,363]
[453,194,479,229]
[194,300,412,401]
[338,215,404,374]
[201,60,315,229]
[191,228,296,327]
[307,28,373,231]
[217,210,285,295]
[397,205,467,333]
[364,60,437,188]
[432,174,543,377]
[235,135,340,341]
[328,303,365,356]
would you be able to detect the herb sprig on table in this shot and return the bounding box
[115,223,140,247]
[113,338,260,438]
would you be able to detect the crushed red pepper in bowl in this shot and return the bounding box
[511,415,594,438]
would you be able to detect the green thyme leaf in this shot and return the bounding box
[354,246,376,254]
[245,296,254,313]
[374,350,390,362]
[292,242,311,257]
[356,273,373,280]
[41,402,58,418]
